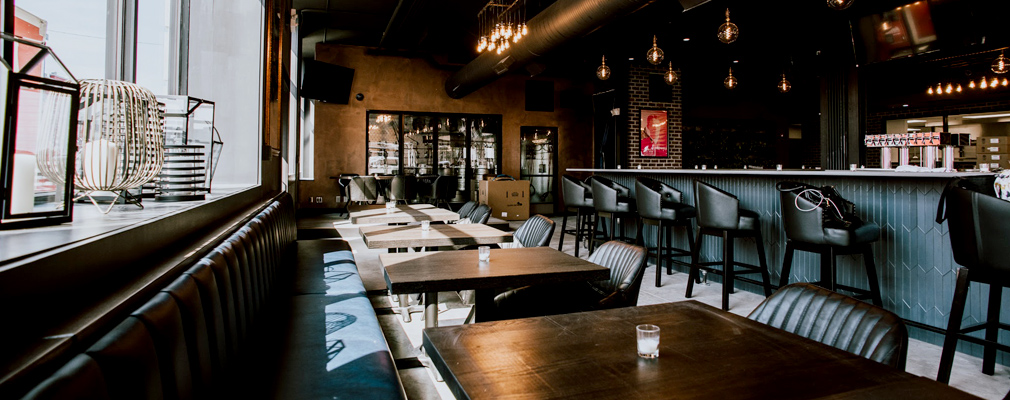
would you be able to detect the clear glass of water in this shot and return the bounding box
[420,220,430,231]
[637,324,660,358]
[478,246,491,262]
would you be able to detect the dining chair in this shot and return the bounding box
[468,204,492,224]
[500,214,556,249]
[491,241,648,320]
[385,175,416,204]
[349,176,378,204]
[748,282,908,369]
[454,201,478,223]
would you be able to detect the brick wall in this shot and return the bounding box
[864,99,1010,166]
[624,64,683,169]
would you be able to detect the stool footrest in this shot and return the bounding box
[694,260,767,275]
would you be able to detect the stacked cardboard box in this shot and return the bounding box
[977,136,1010,170]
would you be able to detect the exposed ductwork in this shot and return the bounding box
[444,0,658,99]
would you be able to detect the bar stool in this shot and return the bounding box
[558,175,595,257]
[936,185,1010,383]
[635,177,696,287]
[590,176,636,252]
[686,180,772,311]
[778,188,883,306]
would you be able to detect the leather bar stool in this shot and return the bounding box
[936,184,1010,383]
[635,177,696,287]
[686,180,772,311]
[590,176,636,252]
[779,188,883,306]
[558,175,595,257]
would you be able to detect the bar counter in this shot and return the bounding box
[569,167,996,358]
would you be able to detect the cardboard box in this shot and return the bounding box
[478,180,530,221]
[980,136,1010,145]
[981,153,1009,163]
[976,143,1009,154]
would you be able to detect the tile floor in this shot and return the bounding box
[307,212,1010,400]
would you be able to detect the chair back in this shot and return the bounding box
[943,187,1010,281]
[748,283,908,369]
[694,180,740,230]
[780,190,827,244]
[635,178,684,220]
[591,176,629,213]
[513,215,556,247]
[562,175,593,208]
[587,241,648,308]
[349,176,378,202]
[432,176,457,200]
[470,204,492,224]
[388,175,416,202]
[456,201,478,221]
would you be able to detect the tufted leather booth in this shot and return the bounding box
[20,354,110,400]
[687,181,772,311]
[558,175,595,257]
[590,176,637,251]
[748,282,908,369]
[493,241,648,320]
[635,178,696,287]
[779,189,883,306]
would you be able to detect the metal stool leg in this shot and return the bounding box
[938,267,971,384]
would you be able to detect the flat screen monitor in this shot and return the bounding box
[300,59,355,104]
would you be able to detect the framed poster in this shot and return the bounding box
[640,109,668,157]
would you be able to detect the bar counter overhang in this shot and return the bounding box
[570,167,995,356]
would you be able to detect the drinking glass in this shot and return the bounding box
[636,324,660,358]
[385,201,395,210]
[478,246,491,262]
[420,220,430,231]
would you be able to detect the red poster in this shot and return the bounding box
[640,110,668,157]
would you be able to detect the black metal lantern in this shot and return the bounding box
[0,34,80,229]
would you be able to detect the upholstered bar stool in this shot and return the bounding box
[779,188,883,306]
[590,176,636,252]
[635,177,696,287]
[936,185,1010,383]
[686,180,773,311]
[558,175,595,257]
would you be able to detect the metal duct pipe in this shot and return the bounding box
[444,0,657,99]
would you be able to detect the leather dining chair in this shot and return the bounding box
[499,214,556,249]
[454,201,478,223]
[385,175,416,205]
[468,204,492,224]
[748,282,908,369]
[349,176,378,205]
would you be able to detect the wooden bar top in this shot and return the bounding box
[358,223,512,249]
[348,204,460,224]
[381,247,609,294]
[423,301,980,400]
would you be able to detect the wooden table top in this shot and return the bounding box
[359,223,512,249]
[423,301,980,400]
[348,204,459,224]
[381,247,610,294]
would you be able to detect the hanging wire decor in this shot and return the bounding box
[72,79,164,213]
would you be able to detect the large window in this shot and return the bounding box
[135,0,170,94]
[15,0,106,81]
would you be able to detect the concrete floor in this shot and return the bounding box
[301,211,1010,400]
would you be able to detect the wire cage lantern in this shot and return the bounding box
[72,79,164,213]
[0,33,80,229]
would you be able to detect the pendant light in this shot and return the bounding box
[664,62,678,85]
[596,56,611,81]
[994,51,1008,74]
[646,35,664,65]
[724,67,738,89]
[717,9,739,44]
[826,0,855,10]
[777,73,791,93]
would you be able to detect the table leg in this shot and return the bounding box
[473,289,496,323]
[425,291,439,328]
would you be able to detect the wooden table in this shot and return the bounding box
[382,247,610,326]
[423,301,980,400]
[359,223,512,249]
[348,204,459,224]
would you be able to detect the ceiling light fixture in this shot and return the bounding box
[724,67,738,89]
[826,0,855,10]
[596,56,611,81]
[646,35,664,65]
[993,51,1008,74]
[477,0,527,54]
[778,73,791,93]
[717,9,739,44]
[664,62,678,85]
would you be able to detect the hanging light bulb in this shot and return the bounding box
[927,86,934,95]
[826,0,855,10]
[981,77,988,89]
[596,56,611,81]
[724,67,738,89]
[717,9,739,44]
[957,84,963,93]
[992,77,1000,87]
[1003,78,1008,86]
[936,83,942,93]
[993,51,1008,74]
[664,62,678,85]
[778,74,791,93]
[969,80,976,89]
[478,36,487,52]
[521,23,528,36]
[646,35,664,65]
[946,83,953,94]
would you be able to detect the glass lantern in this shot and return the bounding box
[0,34,80,229]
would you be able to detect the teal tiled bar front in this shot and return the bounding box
[571,168,1002,361]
